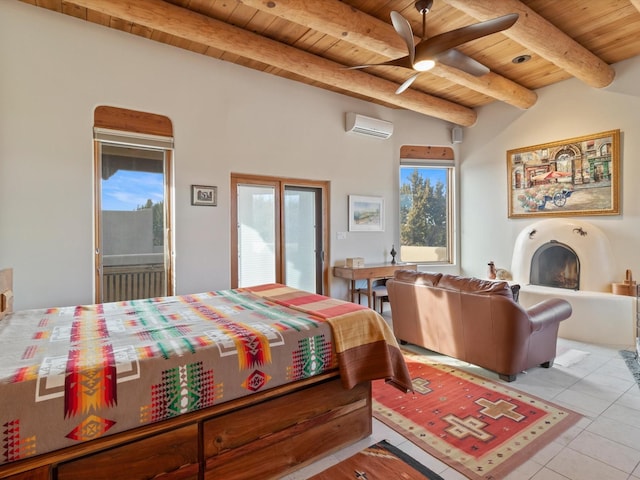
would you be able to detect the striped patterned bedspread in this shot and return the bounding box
[0,284,409,466]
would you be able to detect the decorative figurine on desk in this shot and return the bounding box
[487,261,497,279]
[390,244,397,264]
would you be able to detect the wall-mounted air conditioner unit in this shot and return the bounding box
[345,112,394,139]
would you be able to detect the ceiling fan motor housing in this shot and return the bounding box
[415,0,433,14]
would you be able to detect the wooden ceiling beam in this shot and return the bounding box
[64,0,477,125]
[240,0,537,109]
[442,0,615,88]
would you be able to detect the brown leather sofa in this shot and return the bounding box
[387,270,572,381]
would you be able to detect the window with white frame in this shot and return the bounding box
[399,149,455,264]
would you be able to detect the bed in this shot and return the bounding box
[0,268,411,480]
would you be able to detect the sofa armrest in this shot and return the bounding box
[526,298,572,332]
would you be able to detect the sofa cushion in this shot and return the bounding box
[437,274,513,298]
[394,270,442,286]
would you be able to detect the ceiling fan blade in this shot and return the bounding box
[345,55,414,71]
[344,64,374,70]
[396,73,421,94]
[415,13,519,62]
[390,11,415,65]
[436,49,490,77]
[347,13,515,78]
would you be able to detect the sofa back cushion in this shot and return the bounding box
[387,271,518,366]
[437,274,514,299]
[393,270,442,286]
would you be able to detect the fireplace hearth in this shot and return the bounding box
[512,218,615,292]
[511,219,635,346]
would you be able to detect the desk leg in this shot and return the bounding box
[366,279,372,308]
[350,280,356,303]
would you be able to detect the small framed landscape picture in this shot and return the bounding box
[191,185,217,206]
[349,195,384,232]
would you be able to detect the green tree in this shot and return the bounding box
[427,180,447,246]
[400,169,447,247]
[137,199,164,246]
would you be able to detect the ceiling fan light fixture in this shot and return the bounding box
[413,59,435,71]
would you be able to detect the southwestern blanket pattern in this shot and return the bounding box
[0,285,372,466]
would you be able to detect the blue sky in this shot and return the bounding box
[400,166,447,187]
[102,170,164,211]
[100,167,441,211]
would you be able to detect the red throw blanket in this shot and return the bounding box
[245,284,412,392]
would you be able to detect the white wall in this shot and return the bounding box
[460,56,640,282]
[6,3,637,312]
[0,2,455,310]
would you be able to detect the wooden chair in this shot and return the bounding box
[357,278,389,314]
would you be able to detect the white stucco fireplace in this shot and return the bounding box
[512,218,635,346]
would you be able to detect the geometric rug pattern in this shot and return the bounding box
[373,351,582,480]
[309,440,444,479]
[620,349,640,388]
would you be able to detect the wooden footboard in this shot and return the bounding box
[0,268,13,321]
[0,373,372,480]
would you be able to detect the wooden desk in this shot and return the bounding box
[333,263,417,308]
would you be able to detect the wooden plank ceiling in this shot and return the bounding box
[20,0,640,126]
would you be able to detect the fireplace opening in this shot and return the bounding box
[530,241,580,290]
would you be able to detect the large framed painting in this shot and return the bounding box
[507,129,620,218]
[349,195,384,231]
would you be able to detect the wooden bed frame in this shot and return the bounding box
[1,374,371,480]
[0,268,12,322]
[0,268,372,480]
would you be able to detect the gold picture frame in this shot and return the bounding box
[507,129,620,218]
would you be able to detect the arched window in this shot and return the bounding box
[93,106,174,302]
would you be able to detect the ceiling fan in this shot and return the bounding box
[350,0,519,94]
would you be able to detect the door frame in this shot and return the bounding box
[93,106,174,302]
[230,173,330,294]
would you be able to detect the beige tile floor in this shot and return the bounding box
[282,312,640,480]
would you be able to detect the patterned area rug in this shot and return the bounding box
[620,349,640,387]
[373,351,582,480]
[309,440,444,479]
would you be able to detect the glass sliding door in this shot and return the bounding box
[284,187,321,292]
[237,184,278,288]
[231,175,328,294]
